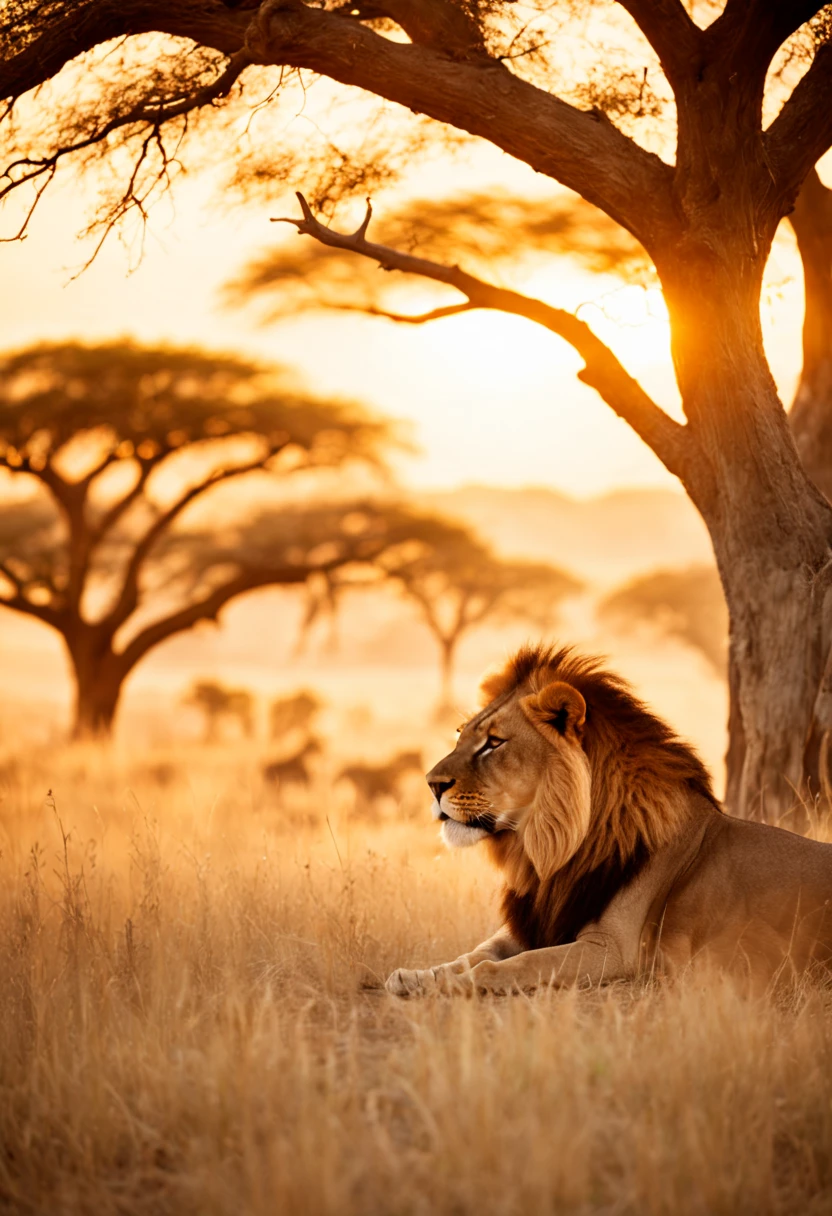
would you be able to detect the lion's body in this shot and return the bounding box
[386,645,832,997]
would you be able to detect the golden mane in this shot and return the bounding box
[481,644,720,949]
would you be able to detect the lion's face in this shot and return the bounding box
[426,679,591,875]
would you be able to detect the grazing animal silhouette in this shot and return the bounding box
[263,737,322,789]
[338,750,423,806]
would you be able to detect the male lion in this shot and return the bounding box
[386,644,832,997]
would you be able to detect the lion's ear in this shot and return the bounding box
[520,681,586,745]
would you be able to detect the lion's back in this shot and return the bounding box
[659,815,832,981]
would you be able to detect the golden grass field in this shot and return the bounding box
[2,740,832,1215]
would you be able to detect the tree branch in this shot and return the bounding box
[707,0,824,72]
[249,1,676,251]
[1,49,252,213]
[614,0,701,86]
[398,580,445,641]
[3,1,677,250]
[88,459,154,547]
[116,561,310,673]
[0,563,64,628]
[274,194,693,480]
[0,3,249,104]
[765,38,832,203]
[325,301,476,325]
[333,0,486,56]
[106,452,282,631]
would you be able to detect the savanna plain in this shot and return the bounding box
[2,732,832,1216]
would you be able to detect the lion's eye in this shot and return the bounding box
[478,736,505,758]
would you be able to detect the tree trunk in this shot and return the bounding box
[65,628,127,739]
[435,637,457,719]
[661,250,832,824]
[789,168,832,504]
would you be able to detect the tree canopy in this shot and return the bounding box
[0,340,396,734]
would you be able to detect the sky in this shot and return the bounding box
[0,72,817,499]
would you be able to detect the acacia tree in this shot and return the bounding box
[0,342,391,735]
[377,519,581,711]
[4,4,832,817]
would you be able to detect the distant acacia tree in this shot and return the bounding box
[0,342,391,736]
[378,519,582,712]
[600,566,728,678]
[184,679,254,742]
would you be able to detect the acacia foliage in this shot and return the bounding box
[0,340,411,733]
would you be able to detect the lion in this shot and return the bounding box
[386,644,832,998]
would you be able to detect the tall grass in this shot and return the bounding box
[1,744,832,1214]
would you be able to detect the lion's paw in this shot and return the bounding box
[471,960,511,995]
[385,965,476,998]
[385,967,438,998]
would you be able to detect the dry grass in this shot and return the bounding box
[2,743,832,1215]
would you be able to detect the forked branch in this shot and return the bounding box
[107,448,283,631]
[614,1,700,86]
[766,38,832,201]
[273,194,693,481]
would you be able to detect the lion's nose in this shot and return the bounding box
[428,778,455,803]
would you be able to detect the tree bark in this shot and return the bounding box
[659,248,832,822]
[789,168,832,504]
[67,629,127,739]
[435,636,458,718]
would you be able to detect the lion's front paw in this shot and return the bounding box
[386,965,475,998]
[385,967,438,998]
[470,959,512,995]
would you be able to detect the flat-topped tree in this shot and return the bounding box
[0,341,390,736]
[4,5,832,817]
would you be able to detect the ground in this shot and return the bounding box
[1,742,831,1215]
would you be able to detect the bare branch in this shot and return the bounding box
[106,452,281,631]
[116,561,311,673]
[322,301,476,325]
[80,450,121,487]
[275,193,692,480]
[614,1,701,86]
[0,562,63,628]
[766,39,832,203]
[88,460,154,547]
